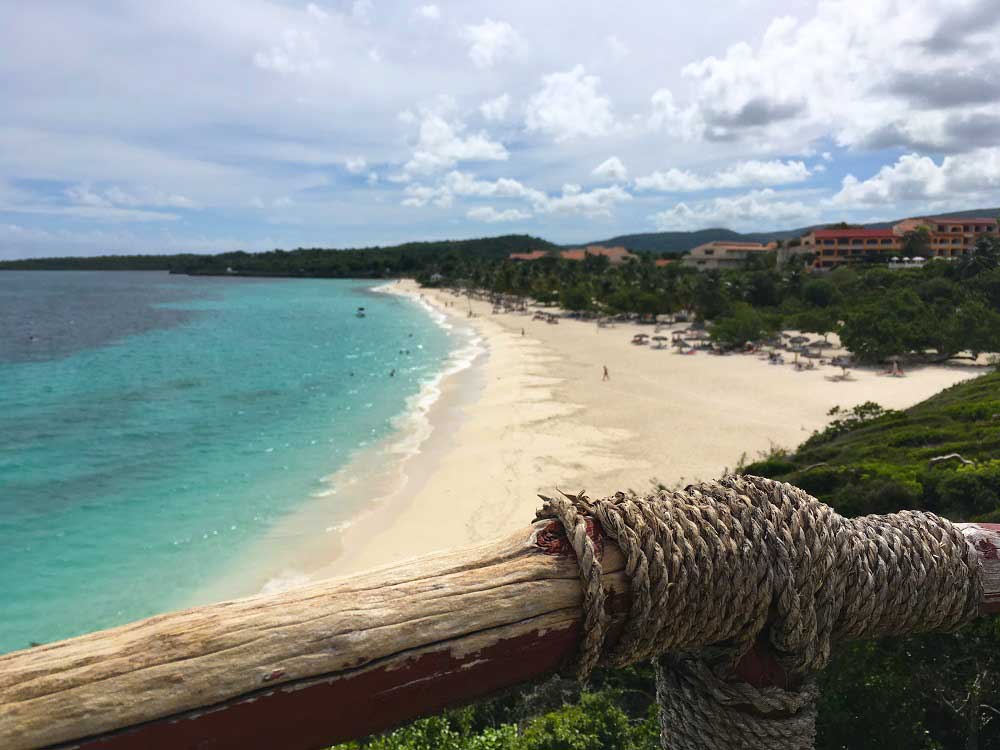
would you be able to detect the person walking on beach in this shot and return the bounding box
[521,327,525,336]
[602,365,610,381]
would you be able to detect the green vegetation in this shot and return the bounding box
[424,234,1000,364]
[0,235,557,276]
[333,372,1000,750]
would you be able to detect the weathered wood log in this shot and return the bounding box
[1,521,998,750]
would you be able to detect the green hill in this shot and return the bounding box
[0,235,557,275]
[742,370,1000,522]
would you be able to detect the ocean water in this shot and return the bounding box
[0,271,457,653]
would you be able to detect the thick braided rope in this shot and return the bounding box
[537,476,982,748]
[534,492,609,680]
[654,657,819,750]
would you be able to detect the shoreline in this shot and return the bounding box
[186,280,486,604]
[315,280,987,579]
[193,279,988,600]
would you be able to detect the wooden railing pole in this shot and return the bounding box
[1,521,997,750]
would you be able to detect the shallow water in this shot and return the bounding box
[0,272,451,652]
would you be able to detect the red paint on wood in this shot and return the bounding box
[959,523,1000,614]
[734,644,794,690]
[57,625,582,750]
[535,518,604,560]
[975,538,998,561]
[47,520,1000,750]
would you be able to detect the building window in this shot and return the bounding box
[704,249,714,255]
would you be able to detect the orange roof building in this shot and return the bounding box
[507,250,551,261]
[558,245,637,264]
[798,217,999,269]
[892,216,999,259]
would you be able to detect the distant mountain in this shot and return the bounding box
[582,207,1000,253]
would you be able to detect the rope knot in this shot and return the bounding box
[537,474,982,692]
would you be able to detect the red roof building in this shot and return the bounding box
[508,250,551,261]
[893,217,999,259]
[799,228,900,269]
[558,245,637,264]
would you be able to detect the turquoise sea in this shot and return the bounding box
[0,271,454,653]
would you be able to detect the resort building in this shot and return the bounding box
[508,250,550,262]
[800,217,999,269]
[558,245,636,264]
[892,216,999,258]
[798,229,900,269]
[508,245,638,264]
[682,241,779,270]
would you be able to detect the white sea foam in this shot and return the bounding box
[309,283,485,507]
[376,283,485,462]
[260,571,312,595]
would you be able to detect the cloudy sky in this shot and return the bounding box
[2,0,999,258]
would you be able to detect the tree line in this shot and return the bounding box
[417,236,1000,364]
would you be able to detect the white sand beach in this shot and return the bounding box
[193,278,985,601]
[316,280,985,578]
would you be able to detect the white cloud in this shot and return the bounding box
[352,0,374,23]
[344,156,367,174]
[254,29,330,75]
[401,170,544,208]
[403,110,508,175]
[366,171,379,185]
[667,0,1000,150]
[829,148,1000,207]
[607,35,629,61]
[401,171,629,219]
[652,189,815,230]
[592,156,627,182]
[7,0,1000,258]
[414,4,441,21]
[462,19,522,69]
[525,66,617,141]
[402,184,450,208]
[635,159,812,192]
[305,3,330,23]
[467,206,531,222]
[539,184,631,218]
[66,183,199,210]
[480,94,511,122]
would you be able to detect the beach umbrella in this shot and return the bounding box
[789,335,809,345]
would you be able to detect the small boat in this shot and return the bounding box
[355,307,366,318]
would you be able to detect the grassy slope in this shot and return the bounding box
[744,370,1000,521]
